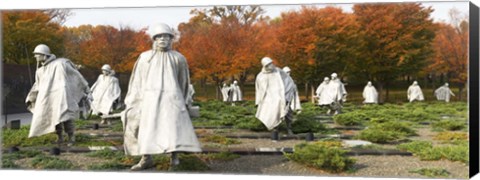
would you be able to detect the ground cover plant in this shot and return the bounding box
[397,140,468,164]
[409,168,450,178]
[284,140,356,173]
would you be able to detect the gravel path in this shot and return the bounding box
[207,155,469,179]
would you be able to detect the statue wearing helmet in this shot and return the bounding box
[324,72,347,115]
[26,44,90,147]
[122,23,201,170]
[255,57,299,137]
[90,64,122,124]
[229,80,242,106]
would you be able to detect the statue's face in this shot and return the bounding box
[34,54,47,62]
[154,34,173,51]
[102,70,109,75]
[264,63,275,72]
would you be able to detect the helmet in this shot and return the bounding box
[261,57,273,66]
[101,64,112,71]
[331,73,338,78]
[33,44,51,55]
[233,80,238,84]
[445,83,449,87]
[282,66,291,73]
[324,77,330,81]
[148,23,175,40]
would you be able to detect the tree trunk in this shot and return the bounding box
[458,83,466,101]
[304,83,309,101]
[310,85,315,103]
[377,82,384,104]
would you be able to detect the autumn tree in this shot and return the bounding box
[2,10,66,64]
[426,8,469,100]
[272,6,360,99]
[351,3,436,103]
[65,25,150,72]
[177,6,267,99]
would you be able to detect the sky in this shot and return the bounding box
[59,2,469,31]
[0,0,472,31]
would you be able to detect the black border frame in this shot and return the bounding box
[469,1,479,178]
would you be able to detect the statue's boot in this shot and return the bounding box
[130,155,153,171]
[67,133,75,147]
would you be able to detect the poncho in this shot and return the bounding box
[407,84,424,102]
[434,85,454,102]
[363,85,378,104]
[122,49,201,155]
[255,67,297,130]
[26,55,89,137]
[90,72,121,115]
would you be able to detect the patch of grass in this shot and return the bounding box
[432,120,466,131]
[356,128,405,144]
[86,148,124,160]
[198,152,240,162]
[1,158,19,168]
[409,168,450,178]
[434,132,468,142]
[87,161,130,171]
[30,154,75,170]
[171,154,210,172]
[200,135,241,145]
[154,154,210,172]
[284,141,356,173]
[74,134,123,147]
[397,140,469,164]
[1,149,45,168]
[290,112,327,133]
[356,119,415,144]
[333,112,369,126]
[2,126,57,147]
[111,122,124,132]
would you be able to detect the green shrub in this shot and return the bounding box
[2,126,57,147]
[1,149,44,168]
[234,116,267,131]
[434,132,468,142]
[171,154,210,172]
[154,154,210,172]
[397,141,469,164]
[1,157,18,168]
[291,118,326,133]
[87,162,130,170]
[199,152,240,162]
[74,134,122,147]
[371,121,416,136]
[356,128,404,144]
[432,120,466,131]
[410,168,450,177]
[356,119,416,144]
[402,109,439,122]
[31,155,75,170]
[333,112,368,126]
[285,141,356,173]
[397,141,433,153]
[200,135,241,145]
[111,122,124,132]
[86,148,124,160]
